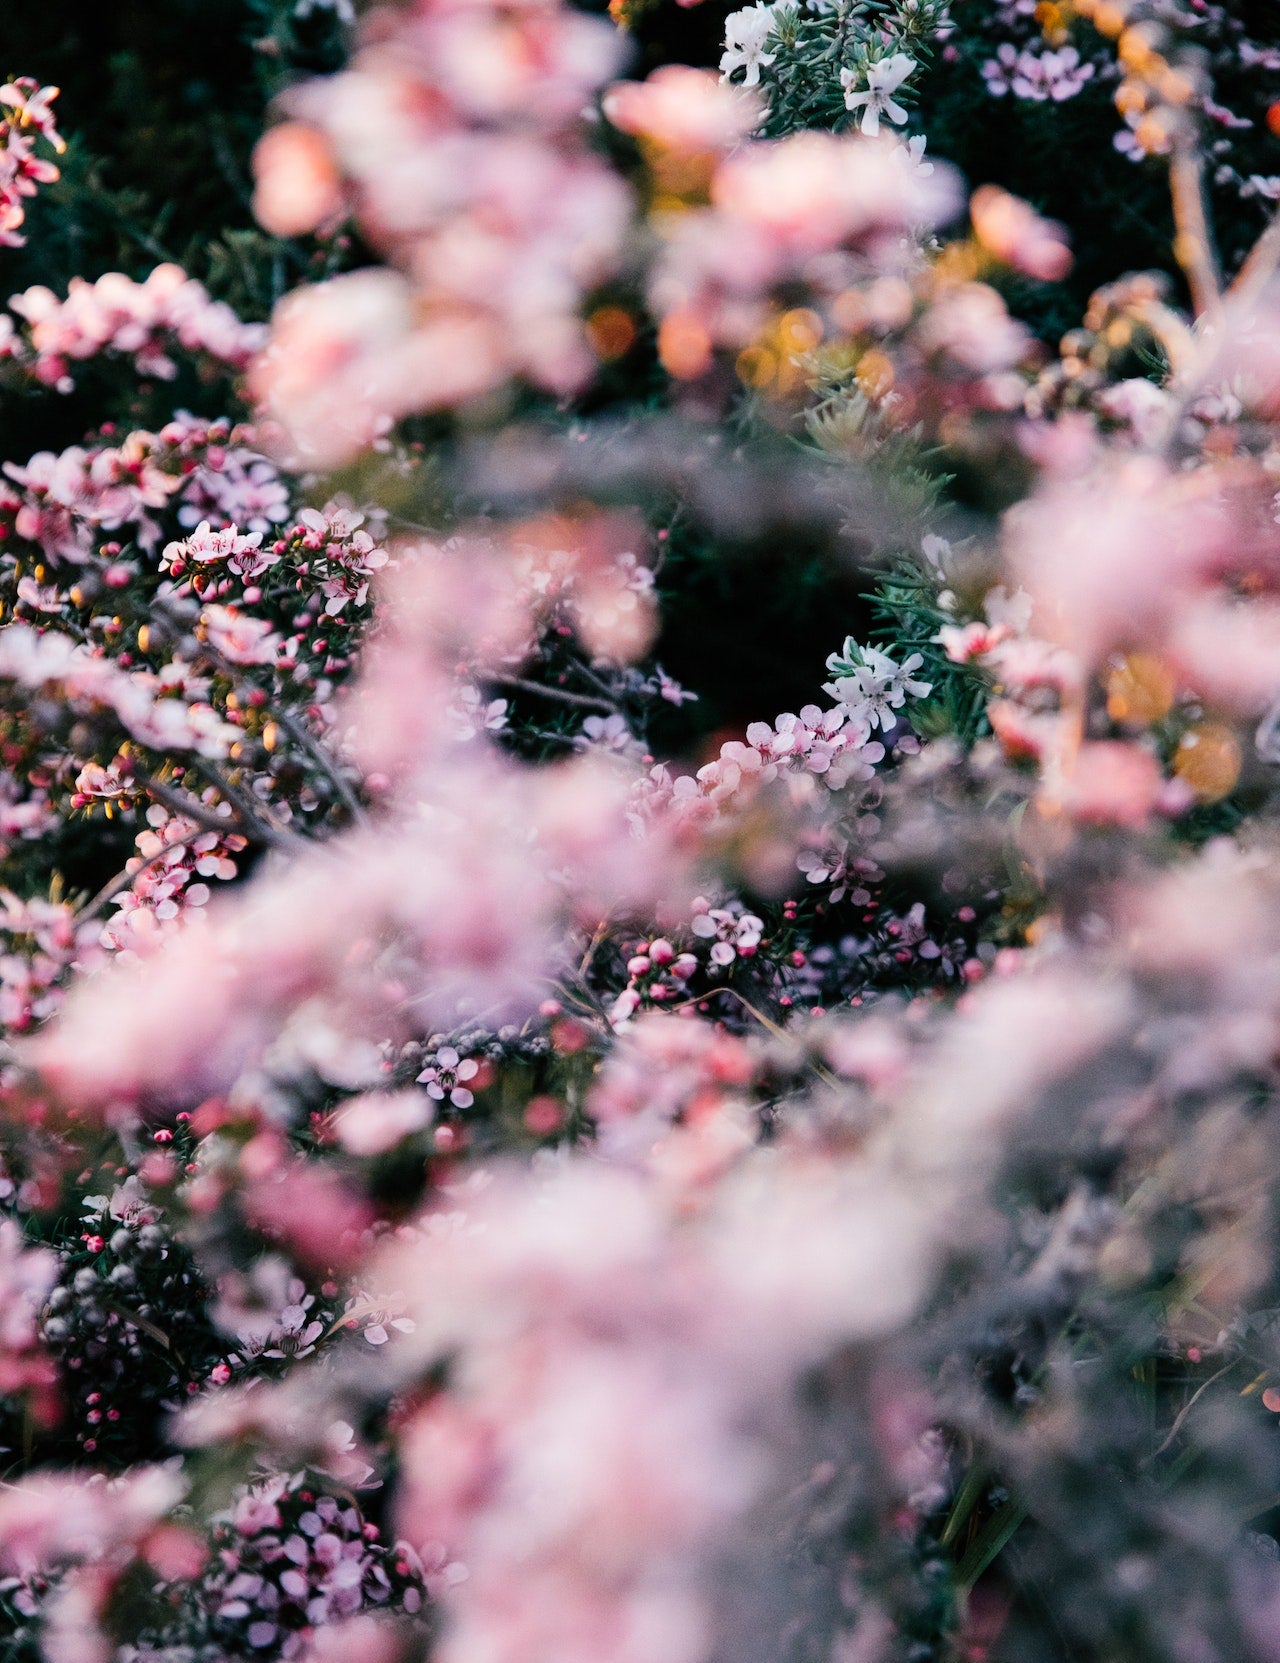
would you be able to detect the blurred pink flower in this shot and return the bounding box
[604,66,763,154]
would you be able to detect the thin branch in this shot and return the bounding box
[568,659,626,701]
[1228,205,1280,311]
[1169,138,1223,321]
[271,706,365,823]
[137,772,251,839]
[1145,1359,1240,1464]
[148,594,364,824]
[74,856,157,924]
[189,760,305,852]
[576,919,611,978]
[74,791,249,923]
[486,674,616,714]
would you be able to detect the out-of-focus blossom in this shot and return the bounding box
[604,66,763,154]
[251,270,503,468]
[1058,739,1166,829]
[970,185,1072,281]
[252,121,345,237]
[250,0,634,460]
[335,1089,434,1156]
[982,43,1095,102]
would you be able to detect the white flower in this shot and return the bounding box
[105,1176,160,1226]
[294,0,355,24]
[581,712,637,753]
[902,134,933,176]
[823,643,931,728]
[840,53,916,136]
[364,1317,415,1345]
[449,684,509,742]
[720,4,778,88]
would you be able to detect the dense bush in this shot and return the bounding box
[5,3,1280,1661]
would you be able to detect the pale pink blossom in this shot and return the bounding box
[604,67,763,154]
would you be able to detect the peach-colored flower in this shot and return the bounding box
[250,270,503,466]
[252,122,345,238]
[970,184,1072,282]
[1059,740,1164,829]
[603,66,763,154]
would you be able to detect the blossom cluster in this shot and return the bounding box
[1,265,267,391]
[717,0,952,142]
[248,0,634,462]
[0,80,63,250]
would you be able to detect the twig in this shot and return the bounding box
[1146,1359,1240,1464]
[577,919,611,978]
[148,602,362,828]
[486,674,616,714]
[137,772,251,839]
[73,787,249,923]
[147,594,362,824]
[568,659,626,702]
[74,854,161,924]
[1228,205,1280,311]
[189,760,305,852]
[1169,138,1223,321]
[272,706,365,823]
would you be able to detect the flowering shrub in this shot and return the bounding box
[8,3,1280,1662]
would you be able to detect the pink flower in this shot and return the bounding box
[199,604,282,666]
[336,1090,434,1156]
[252,121,345,238]
[417,1046,481,1109]
[163,520,275,581]
[1059,741,1165,829]
[970,185,1072,282]
[235,1491,283,1535]
[603,67,763,154]
[251,271,504,467]
[0,80,64,149]
[935,620,1009,663]
[712,131,958,257]
[5,265,265,388]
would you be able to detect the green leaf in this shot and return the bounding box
[953,1500,1028,1591]
[940,1460,988,1549]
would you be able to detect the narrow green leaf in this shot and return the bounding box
[954,1501,1028,1591]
